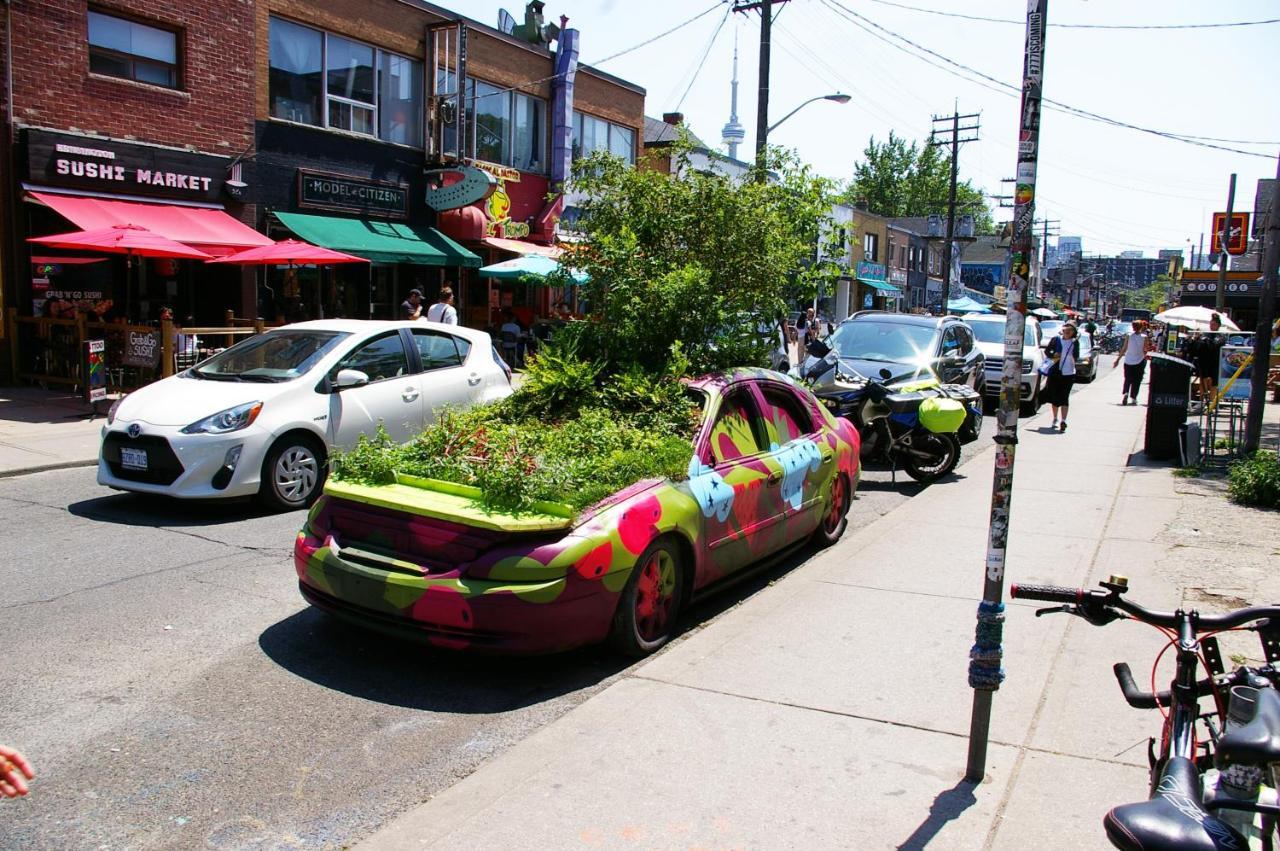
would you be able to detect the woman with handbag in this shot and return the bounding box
[1113,319,1153,405]
[1041,323,1080,432]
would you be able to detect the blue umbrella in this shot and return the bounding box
[478,254,588,283]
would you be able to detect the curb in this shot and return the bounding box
[0,459,99,479]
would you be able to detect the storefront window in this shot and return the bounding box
[88,10,179,89]
[608,124,634,163]
[571,111,635,164]
[326,35,375,136]
[269,17,421,145]
[269,18,323,125]
[436,68,459,157]
[380,54,422,147]
[513,93,545,173]
[472,80,511,166]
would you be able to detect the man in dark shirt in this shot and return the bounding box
[401,288,423,320]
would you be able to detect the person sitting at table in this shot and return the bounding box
[500,309,524,368]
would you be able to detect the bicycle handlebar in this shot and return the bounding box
[1010,583,1280,631]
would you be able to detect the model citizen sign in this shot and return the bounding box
[297,170,409,219]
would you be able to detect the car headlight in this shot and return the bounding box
[107,394,125,425]
[1022,359,1033,374]
[181,401,263,435]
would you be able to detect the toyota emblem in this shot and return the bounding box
[127,423,142,438]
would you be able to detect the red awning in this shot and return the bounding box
[29,191,272,257]
[481,236,562,259]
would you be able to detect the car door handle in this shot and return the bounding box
[402,388,420,402]
[467,373,483,386]
[767,471,783,486]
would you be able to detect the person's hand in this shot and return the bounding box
[0,745,35,798]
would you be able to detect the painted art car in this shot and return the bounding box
[294,369,861,655]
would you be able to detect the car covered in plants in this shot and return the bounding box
[293,368,860,656]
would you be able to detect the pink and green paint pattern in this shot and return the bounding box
[294,369,860,653]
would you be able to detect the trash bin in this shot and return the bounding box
[1144,353,1194,460]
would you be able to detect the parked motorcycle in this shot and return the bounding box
[801,339,982,483]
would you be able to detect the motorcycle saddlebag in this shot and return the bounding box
[919,397,966,434]
[884,392,924,413]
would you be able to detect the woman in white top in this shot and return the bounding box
[1113,319,1152,405]
[1042,323,1080,432]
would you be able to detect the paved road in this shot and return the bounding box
[0,382,1020,848]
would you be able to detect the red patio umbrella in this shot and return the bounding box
[28,224,214,320]
[206,239,369,321]
[28,223,214,260]
[205,239,369,266]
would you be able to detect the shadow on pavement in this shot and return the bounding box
[67,491,281,527]
[259,607,631,713]
[895,779,980,851]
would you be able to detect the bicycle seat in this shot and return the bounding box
[1103,758,1246,851]
[1217,686,1280,768]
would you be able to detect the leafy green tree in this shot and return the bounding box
[844,132,994,234]
[557,142,841,374]
[1132,274,1176,312]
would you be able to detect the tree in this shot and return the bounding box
[844,132,994,235]
[556,142,841,374]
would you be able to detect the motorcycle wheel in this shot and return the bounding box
[902,432,959,483]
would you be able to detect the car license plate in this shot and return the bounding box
[120,447,148,470]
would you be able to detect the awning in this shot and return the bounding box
[481,236,562,259]
[860,279,902,294]
[29,191,272,257]
[276,212,481,267]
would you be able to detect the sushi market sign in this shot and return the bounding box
[26,129,226,202]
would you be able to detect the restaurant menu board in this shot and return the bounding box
[1219,345,1254,401]
[83,339,107,403]
[122,329,160,369]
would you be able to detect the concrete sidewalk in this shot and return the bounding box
[362,365,1280,850]
[0,386,106,477]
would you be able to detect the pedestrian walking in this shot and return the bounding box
[425,287,457,324]
[1043,322,1080,432]
[1114,319,1153,405]
[401,288,423,320]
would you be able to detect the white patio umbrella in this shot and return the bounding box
[1154,305,1240,332]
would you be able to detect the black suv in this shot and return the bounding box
[799,312,985,392]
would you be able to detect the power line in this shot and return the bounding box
[593,1,727,66]
[861,0,1280,31]
[821,0,1278,158]
[673,4,733,110]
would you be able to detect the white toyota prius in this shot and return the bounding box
[99,320,513,510]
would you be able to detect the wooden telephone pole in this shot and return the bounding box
[930,110,980,313]
[733,0,790,178]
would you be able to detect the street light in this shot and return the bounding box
[767,93,851,134]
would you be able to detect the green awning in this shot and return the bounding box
[274,212,481,267]
[861,279,902,294]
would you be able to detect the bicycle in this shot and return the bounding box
[1012,576,1280,850]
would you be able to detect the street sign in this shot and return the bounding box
[83,339,107,403]
[1211,211,1250,256]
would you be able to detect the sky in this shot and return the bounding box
[459,0,1280,261]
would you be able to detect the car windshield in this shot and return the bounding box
[968,320,1036,347]
[1040,320,1063,338]
[825,319,937,364]
[191,330,350,382]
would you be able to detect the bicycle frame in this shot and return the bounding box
[1156,614,1208,792]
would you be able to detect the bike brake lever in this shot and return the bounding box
[1034,603,1123,626]
[1034,605,1074,618]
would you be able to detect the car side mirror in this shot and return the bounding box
[333,368,369,390]
[806,338,831,358]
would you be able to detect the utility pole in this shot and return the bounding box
[732,0,789,178]
[1217,173,1237,311]
[1244,158,1280,453]
[967,0,1047,783]
[930,109,981,313]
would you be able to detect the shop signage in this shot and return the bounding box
[424,165,497,212]
[25,129,226,202]
[856,261,887,283]
[122,329,160,369]
[83,340,107,404]
[297,170,408,219]
[467,159,522,183]
[1210,211,1250,256]
[1218,345,1253,401]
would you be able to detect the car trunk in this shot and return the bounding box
[307,474,575,577]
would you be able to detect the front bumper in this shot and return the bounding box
[982,370,1035,398]
[97,421,267,499]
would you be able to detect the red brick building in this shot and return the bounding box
[1,0,645,378]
